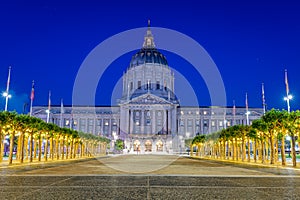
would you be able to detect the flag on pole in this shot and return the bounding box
[60,98,64,127]
[46,90,51,123]
[232,100,236,125]
[262,83,266,114]
[285,69,289,95]
[29,80,35,116]
[4,66,11,112]
[48,91,51,111]
[60,98,64,114]
[245,93,249,125]
[30,80,35,101]
[6,66,11,92]
[245,93,248,110]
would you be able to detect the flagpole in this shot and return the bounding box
[60,98,63,127]
[262,83,266,114]
[29,80,35,116]
[4,66,11,111]
[245,93,249,126]
[284,69,292,113]
[223,109,227,129]
[46,91,51,123]
[233,100,236,126]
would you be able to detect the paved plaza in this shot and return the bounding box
[1,155,300,199]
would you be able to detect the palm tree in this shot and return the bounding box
[282,110,300,167]
[192,135,206,157]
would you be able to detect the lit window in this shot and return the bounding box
[180,120,184,126]
[211,121,215,126]
[196,111,199,115]
[219,121,223,126]
[227,121,231,127]
[203,111,207,115]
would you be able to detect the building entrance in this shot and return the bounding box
[133,140,141,152]
[145,140,152,152]
[156,140,163,152]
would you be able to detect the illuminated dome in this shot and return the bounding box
[129,20,168,68]
[130,48,168,68]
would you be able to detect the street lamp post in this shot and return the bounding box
[284,69,292,113]
[245,111,250,126]
[2,92,12,111]
[284,95,292,113]
[3,66,12,111]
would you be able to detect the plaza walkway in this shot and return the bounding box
[0,155,300,199]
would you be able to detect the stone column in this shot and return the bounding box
[109,119,112,138]
[167,108,171,135]
[141,109,144,134]
[152,110,156,135]
[128,109,131,135]
[164,109,167,134]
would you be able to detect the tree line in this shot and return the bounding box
[190,109,300,167]
[0,111,110,165]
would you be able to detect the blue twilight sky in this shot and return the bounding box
[0,0,300,113]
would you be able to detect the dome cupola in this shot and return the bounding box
[129,20,168,68]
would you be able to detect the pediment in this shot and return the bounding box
[128,94,171,105]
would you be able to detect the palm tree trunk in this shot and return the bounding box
[0,133,3,163]
[281,136,286,166]
[270,136,275,164]
[261,140,265,164]
[16,135,21,161]
[70,139,73,159]
[253,139,257,163]
[275,138,279,163]
[291,133,297,167]
[25,136,29,161]
[29,133,33,162]
[56,137,60,160]
[66,139,69,160]
[265,141,269,161]
[81,143,84,157]
[247,138,250,162]
[223,140,226,159]
[50,137,54,160]
[33,137,37,160]
[38,136,42,162]
[242,137,246,162]
[20,133,25,163]
[8,133,15,165]
[61,137,65,160]
[44,137,48,161]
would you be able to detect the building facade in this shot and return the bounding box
[33,24,263,154]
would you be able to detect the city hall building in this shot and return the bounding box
[33,25,263,154]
